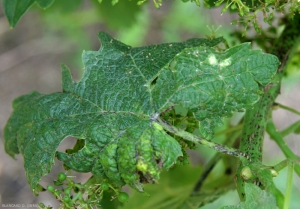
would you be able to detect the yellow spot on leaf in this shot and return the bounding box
[208,54,218,66]
[220,58,231,67]
[137,160,148,172]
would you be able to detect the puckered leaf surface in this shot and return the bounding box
[152,43,279,138]
[3,0,54,27]
[4,32,225,192]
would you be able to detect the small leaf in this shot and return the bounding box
[2,0,54,27]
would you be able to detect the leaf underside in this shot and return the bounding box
[4,32,279,193]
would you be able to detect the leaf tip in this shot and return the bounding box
[36,0,55,9]
[97,32,131,53]
[61,63,74,93]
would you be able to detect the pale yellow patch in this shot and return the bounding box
[219,58,231,67]
[208,54,218,66]
[153,122,163,131]
[137,160,148,172]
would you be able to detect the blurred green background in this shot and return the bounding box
[0,0,299,208]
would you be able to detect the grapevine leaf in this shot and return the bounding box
[2,0,54,27]
[152,43,279,138]
[221,183,278,209]
[4,32,223,192]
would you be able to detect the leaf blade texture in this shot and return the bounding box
[4,32,224,192]
[152,43,279,138]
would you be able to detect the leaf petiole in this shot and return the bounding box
[280,120,300,137]
[192,129,242,194]
[284,160,294,209]
[275,102,300,116]
[215,123,243,137]
[156,117,249,161]
[266,121,300,176]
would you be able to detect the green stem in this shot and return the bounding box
[280,120,300,137]
[273,159,290,172]
[156,117,248,161]
[215,123,243,136]
[239,75,280,164]
[284,161,294,209]
[84,175,102,188]
[70,192,83,205]
[192,129,242,193]
[266,121,300,176]
[237,13,300,202]
[275,102,300,116]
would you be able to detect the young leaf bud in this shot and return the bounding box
[241,166,253,180]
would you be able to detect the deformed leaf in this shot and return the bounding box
[221,183,279,209]
[152,43,279,138]
[2,0,54,27]
[4,32,224,192]
[4,31,280,195]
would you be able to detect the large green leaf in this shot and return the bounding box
[4,32,280,194]
[4,32,224,192]
[2,0,54,27]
